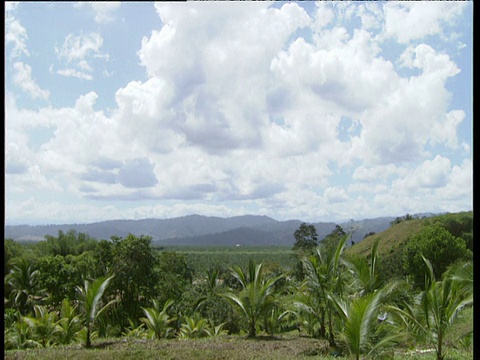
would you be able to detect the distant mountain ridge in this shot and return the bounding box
[4,213,435,246]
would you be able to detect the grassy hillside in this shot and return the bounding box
[348,211,472,256]
[346,211,473,282]
[346,217,427,257]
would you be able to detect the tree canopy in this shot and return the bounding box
[293,223,319,253]
[402,223,472,286]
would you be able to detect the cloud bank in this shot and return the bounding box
[5,2,472,225]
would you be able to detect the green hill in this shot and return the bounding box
[346,211,473,281]
[346,217,425,257]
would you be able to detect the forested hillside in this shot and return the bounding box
[5,214,401,245]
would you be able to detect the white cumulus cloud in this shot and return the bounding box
[382,1,467,44]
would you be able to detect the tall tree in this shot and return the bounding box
[293,223,319,253]
[109,234,160,328]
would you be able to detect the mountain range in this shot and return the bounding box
[5,213,436,246]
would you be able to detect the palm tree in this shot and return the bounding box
[76,275,116,348]
[57,298,82,345]
[4,312,37,350]
[345,238,382,295]
[387,257,473,360]
[222,260,283,337]
[193,266,223,313]
[300,233,349,345]
[4,258,47,315]
[22,305,62,348]
[178,313,211,339]
[140,299,175,339]
[331,283,404,360]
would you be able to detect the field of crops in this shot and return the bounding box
[160,245,297,276]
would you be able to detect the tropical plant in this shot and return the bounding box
[140,299,176,339]
[22,305,62,348]
[122,319,147,338]
[345,238,382,294]
[57,298,82,345]
[4,311,37,350]
[290,280,325,337]
[222,260,283,337]
[300,233,349,345]
[36,255,81,308]
[178,313,211,339]
[4,257,47,315]
[205,320,228,337]
[155,251,195,306]
[189,266,239,334]
[76,275,116,348]
[4,238,25,275]
[193,266,223,312]
[387,257,473,360]
[331,283,404,360]
[44,230,97,257]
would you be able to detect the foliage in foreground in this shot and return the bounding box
[4,215,473,358]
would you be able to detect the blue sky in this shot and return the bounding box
[5,1,473,225]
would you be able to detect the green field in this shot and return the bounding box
[159,245,297,276]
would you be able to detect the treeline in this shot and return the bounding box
[4,212,473,359]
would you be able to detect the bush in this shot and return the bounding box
[402,224,471,286]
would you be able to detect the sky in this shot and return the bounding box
[4,1,473,226]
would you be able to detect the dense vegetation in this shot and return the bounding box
[4,211,473,359]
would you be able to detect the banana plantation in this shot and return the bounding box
[4,213,473,359]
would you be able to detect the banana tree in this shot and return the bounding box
[222,260,283,337]
[76,275,116,348]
